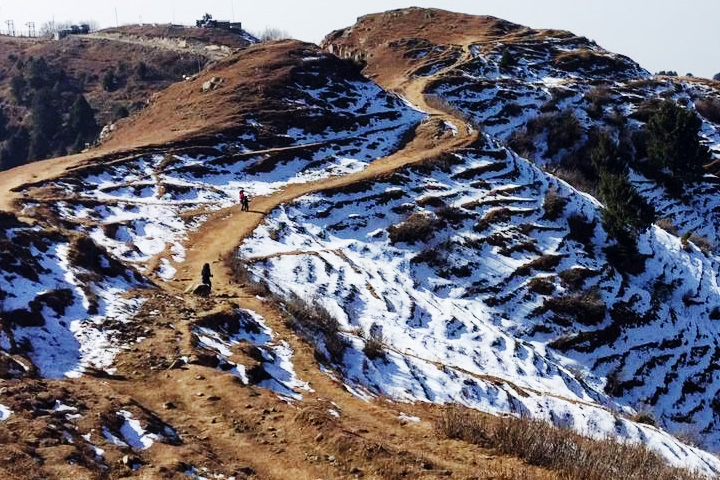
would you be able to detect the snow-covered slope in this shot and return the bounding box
[0,213,146,378]
[21,54,424,275]
[236,133,720,472]
[8,8,720,476]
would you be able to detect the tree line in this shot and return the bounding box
[0,56,99,171]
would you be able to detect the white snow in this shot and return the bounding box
[194,308,310,399]
[117,410,159,450]
[0,405,11,421]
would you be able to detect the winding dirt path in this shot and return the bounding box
[174,64,478,291]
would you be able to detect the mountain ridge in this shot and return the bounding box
[1,7,720,479]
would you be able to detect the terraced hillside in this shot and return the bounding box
[3,7,720,480]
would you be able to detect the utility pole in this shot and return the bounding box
[230,0,235,22]
[26,22,35,38]
[114,7,119,27]
[5,20,15,37]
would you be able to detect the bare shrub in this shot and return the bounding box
[558,267,598,290]
[695,97,720,124]
[656,217,679,236]
[224,252,270,295]
[363,330,386,361]
[527,277,555,295]
[683,233,714,254]
[424,94,482,131]
[630,410,657,427]
[275,293,347,365]
[514,254,563,277]
[254,27,291,42]
[436,405,707,480]
[388,213,442,244]
[474,207,511,232]
[507,128,535,158]
[542,188,568,220]
[542,290,606,326]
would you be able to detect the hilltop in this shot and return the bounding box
[3,7,720,480]
[0,23,256,170]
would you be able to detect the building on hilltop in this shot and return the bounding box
[195,13,242,32]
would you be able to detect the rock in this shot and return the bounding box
[187,283,211,296]
[201,76,224,92]
[163,402,176,410]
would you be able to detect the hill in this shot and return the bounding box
[0,24,256,170]
[3,7,720,480]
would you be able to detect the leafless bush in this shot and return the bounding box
[224,252,270,295]
[474,207,512,232]
[656,217,679,236]
[424,94,482,131]
[253,27,292,42]
[527,277,555,295]
[542,188,568,220]
[436,405,708,480]
[388,213,442,244]
[542,290,606,326]
[680,233,715,253]
[363,330,386,361]
[514,254,563,277]
[695,97,720,124]
[274,293,347,364]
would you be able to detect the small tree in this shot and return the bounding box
[69,95,98,151]
[10,75,27,104]
[255,27,291,42]
[27,88,60,161]
[646,100,709,186]
[590,130,626,175]
[499,48,516,72]
[598,170,655,246]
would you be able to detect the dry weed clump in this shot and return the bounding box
[436,406,709,480]
[656,217,679,236]
[224,252,271,296]
[274,293,347,365]
[695,97,720,124]
[542,188,568,221]
[542,290,606,326]
[681,232,714,254]
[362,330,387,361]
[388,212,443,244]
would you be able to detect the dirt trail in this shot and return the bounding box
[174,52,477,289]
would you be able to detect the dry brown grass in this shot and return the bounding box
[436,405,710,480]
[542,188,567,220]
[388,212,443,244]
[272,292,347,365]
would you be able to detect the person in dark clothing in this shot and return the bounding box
[239,189,249,212]
[201,263,212,288]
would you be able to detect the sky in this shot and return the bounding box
[0,0,719,79]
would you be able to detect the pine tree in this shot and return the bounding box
[27,88,60,161]
[590,130,626,175]
[598,170,655,245]
[646,100,709,185]
[69,95,98,151]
